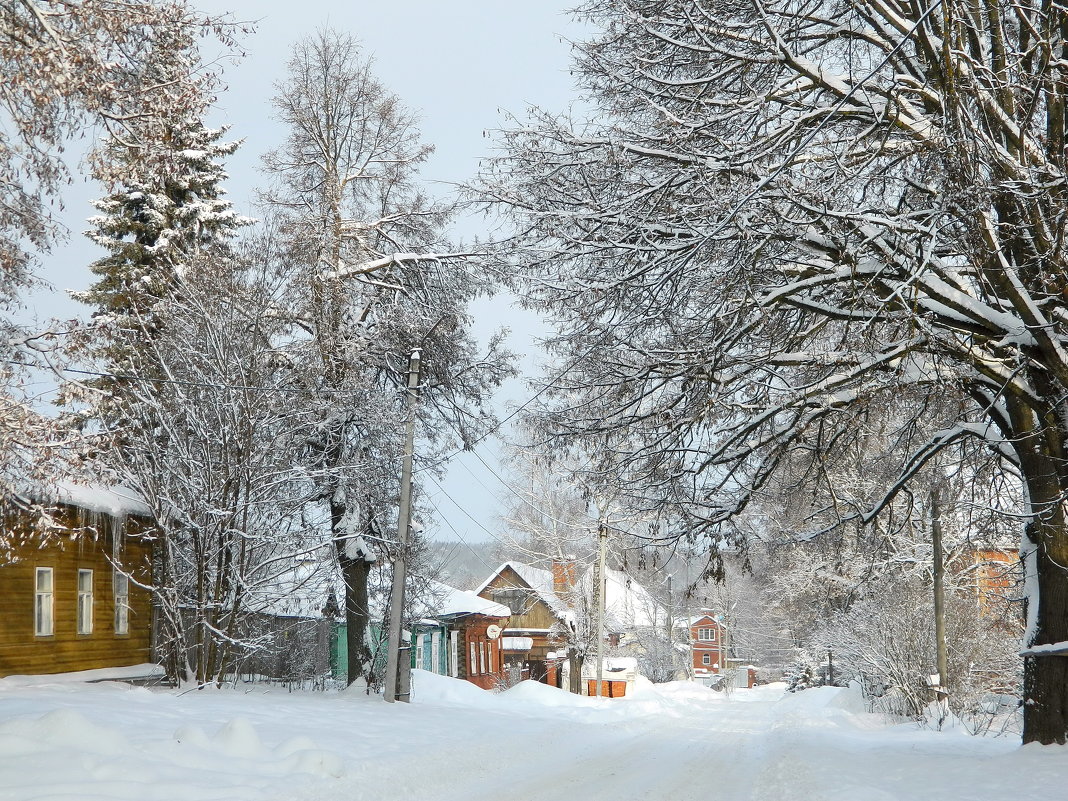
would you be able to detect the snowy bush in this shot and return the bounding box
[783,653,824,693]
[816,577,1021,723]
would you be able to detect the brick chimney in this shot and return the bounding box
[552,557,577,599]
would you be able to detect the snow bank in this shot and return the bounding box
[499,679,602,709]
[0,671,1064,801]
[409,669,497,708]
[0,707,131,756]
[0,663,164,688]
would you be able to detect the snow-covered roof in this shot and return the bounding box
[501,636,534,651]
[424,582,510,619]
[32,480,151,518]
[245,559,342,620]
[581,656,639,679]
[475,561,664,631]
[595,567,662,630]
[474,561,570,618]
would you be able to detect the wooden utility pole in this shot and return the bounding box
[931,487,949,703]
[384,349,422,704]
[665,575,674,675]
[594,516,608,697]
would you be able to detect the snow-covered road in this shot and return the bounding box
[0,669,1064,800]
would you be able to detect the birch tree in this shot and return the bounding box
[481,0,1068,743]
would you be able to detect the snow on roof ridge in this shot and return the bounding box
[475,560,667,627]
[474,560,542,595]
[474,561,570,619]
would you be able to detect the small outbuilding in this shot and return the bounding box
[582,656,639,698]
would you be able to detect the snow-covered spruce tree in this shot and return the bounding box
[481,0,1068,743]
[783,653,823,694]
[65,18,275,685]
[0,1,240,542]
[74,11,249,374]
[79,123,245,340]
[263,28,511,687]
[0,0,239,317]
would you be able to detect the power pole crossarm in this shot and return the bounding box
[384,349,422,704]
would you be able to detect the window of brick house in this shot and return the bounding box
[702,653,711,666]
[698,627,716,641]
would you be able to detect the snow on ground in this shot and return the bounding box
[0,670,1064,801]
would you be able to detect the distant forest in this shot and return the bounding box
[424,540,507,591]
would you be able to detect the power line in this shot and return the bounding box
[422,492,501,577]
[424,471,506,544]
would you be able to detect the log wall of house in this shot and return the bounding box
[480,568,558,631]
[455,615,505,690]
[0,506,153,677]
[479,568,560,682]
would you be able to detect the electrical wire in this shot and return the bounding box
[421,491,502,577]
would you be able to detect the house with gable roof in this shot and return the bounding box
[475,559,665,691]
[411,582,511,689]
[475,561,570,686]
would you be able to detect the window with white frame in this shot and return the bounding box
[77,569,93,635]
[35,567,53,636]
[698,627,716,641]
[114,571,130,635]
[702,653,711,666]
[470,641,478,674]
[478,641,486,674]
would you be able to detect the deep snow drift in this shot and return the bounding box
[0,668,1064,800]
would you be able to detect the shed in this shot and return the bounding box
[582,656,639,698]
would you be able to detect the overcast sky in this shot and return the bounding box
[29,2,589,557]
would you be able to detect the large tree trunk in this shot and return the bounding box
[1023,529,1068,744]
[332,491,374,688]
[1008,392,1068,744]
[1021,486,1068,744]
[340,553,373,687]
[568,650,584,694]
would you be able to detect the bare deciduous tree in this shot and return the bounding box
[263,28,511,686]
[481,0,1068,743]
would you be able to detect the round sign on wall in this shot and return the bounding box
[486,624,502,640]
